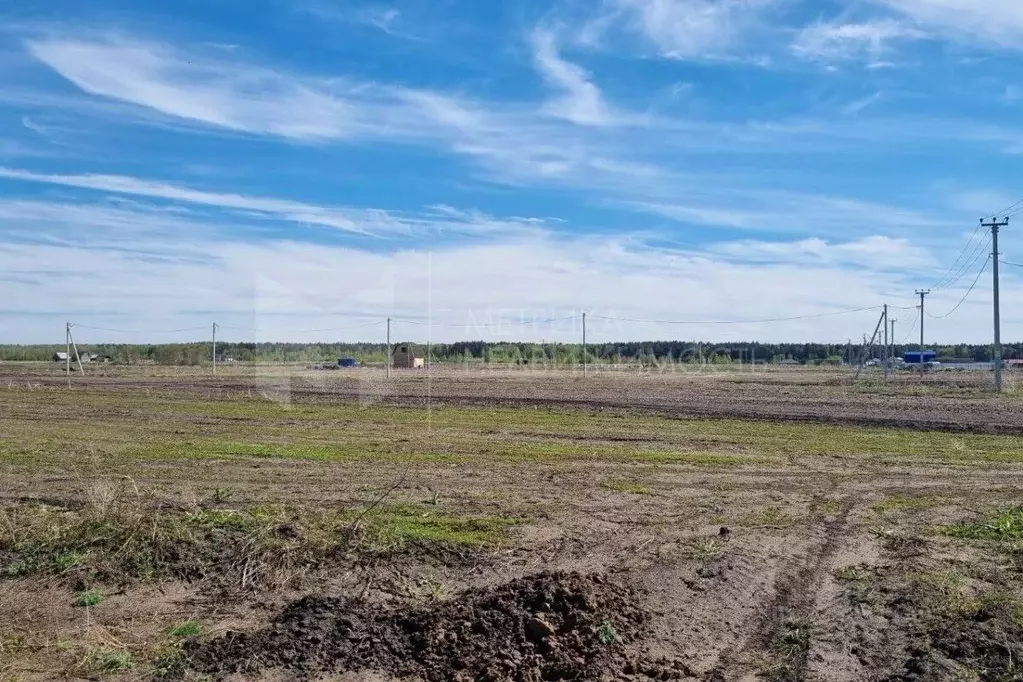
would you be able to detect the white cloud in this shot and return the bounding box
[874,0,1023,46]
[0,168,553,238]
[620,191,954,238]
[793,19,925,62]
[842,92,883,115]
[707,235,935,269]
[0,218,957,344]
[614,0,775,60]
[26,37,368,140]
[531,27,610,126]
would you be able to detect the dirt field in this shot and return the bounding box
[2,363,1023,681]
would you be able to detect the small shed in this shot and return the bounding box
[904,351,937,365]
[53,352,68,363]
[338,357,359,368]
[391,342,425,369]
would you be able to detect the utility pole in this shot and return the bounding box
[582,312,587,378]
[386,317,391,379]
[66,322,71,388]
[916,290,930,377]
[983,217,1009,392]
[883,304,889,380]
[889,318,897,370]
[212,322,218,376]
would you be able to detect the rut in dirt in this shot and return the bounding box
[184,571,690,681]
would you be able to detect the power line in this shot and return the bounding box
[987,200,1023,220]
[899,309,920,344]
[70,323,211,334]
[394,315,576,328]
[930,222,984,289]
[933,232,991,290]
[924,255,991,320]
[1000,259,1023,268]
[217,320,386,334]
[589,305,883,326]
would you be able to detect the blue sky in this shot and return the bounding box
[1,0,1022,344]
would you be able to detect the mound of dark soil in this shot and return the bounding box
[188,571,659,681]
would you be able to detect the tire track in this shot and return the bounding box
[709,491,863,681]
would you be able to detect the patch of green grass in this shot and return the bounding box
[741,505,791,528]
[80,647,133,674]
[600,479,654,495]
[53,550,87,572]
[349,504,524,551]
[5,386,1023,475]
[599,621,622,646]
[834,565,877,614]
[819,499,841,515]
[765,616,814,681]
[74,589,103,607]
[872,495,940,513]
[2,484,529,587]
[166,622,203,638]
[942,507,1023,541]
[689,536,724,560]
[834,564,873,583]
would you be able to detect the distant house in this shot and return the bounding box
[904,351,937,365]
[1006,359,1023,370]
[53,352,68,363]
[391,342,425,369]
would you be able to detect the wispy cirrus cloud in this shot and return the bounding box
[27,37,374,140]
[792,19,926,63]
[531,27,611,126]
[873,0,1023,46]
[0,167,555,238]
[612,0,777,60]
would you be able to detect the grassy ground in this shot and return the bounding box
[3,386,1022,475]
[3,373,1023,681]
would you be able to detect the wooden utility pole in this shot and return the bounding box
[66,322,71,388]
[982,217,1009,391]
[386,317,391,379]
[212,322,218,376]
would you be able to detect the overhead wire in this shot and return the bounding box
[394,315,576,328]
[924,255,991,320]
[933,232,991,290]
[987,198,1023,220]
[899,308,921,345]
[930,222,985,290]
[216,319,385,334]
[588,305,883,326]
[70,323,211,334]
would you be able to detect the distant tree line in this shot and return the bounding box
[1,340,1020,365]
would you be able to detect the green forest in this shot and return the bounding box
[1,340,1018,366]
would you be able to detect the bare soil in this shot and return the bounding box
[2,364,1023,681]
[5,363,1022,433]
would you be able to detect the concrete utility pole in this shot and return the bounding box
[212,322,218,376]
[66,322,71,388]
[386,317,391,379]
[983,217,1009,392]
[883,304,889,380]
[582,312,587,378]
[916,290,930,377]
[889,318,897,370]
